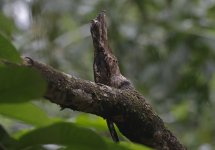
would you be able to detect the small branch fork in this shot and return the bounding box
[22,12,186,150]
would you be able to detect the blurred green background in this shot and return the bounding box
[0,0,215,149]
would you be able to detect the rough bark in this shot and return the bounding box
[21,12,187,150]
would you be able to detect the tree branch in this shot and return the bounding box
[22,57,186,150]
[21,12,186,150]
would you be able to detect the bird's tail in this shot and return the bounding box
[106,119,119,142]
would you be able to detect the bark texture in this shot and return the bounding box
[22,12,187,150]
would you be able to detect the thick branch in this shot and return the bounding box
[23,58,186,150]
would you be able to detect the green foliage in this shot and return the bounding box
[75,114,107,131]
[171,101,189,121]
[0,103,60,127]
[17,122,106,150]
[16,122,150,150]
[0,66,47,103]
[0,125,17,150]
[0,33,21,63]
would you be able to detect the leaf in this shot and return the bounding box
[0,33,21,63]
[0,65,46,103]
[75,114,107,131]
[17,122,108,150]
[118,142,152,150]
[16,122,152,150]
[0,124,17,150]
[0,102,60,127]
[102,139,152,150]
